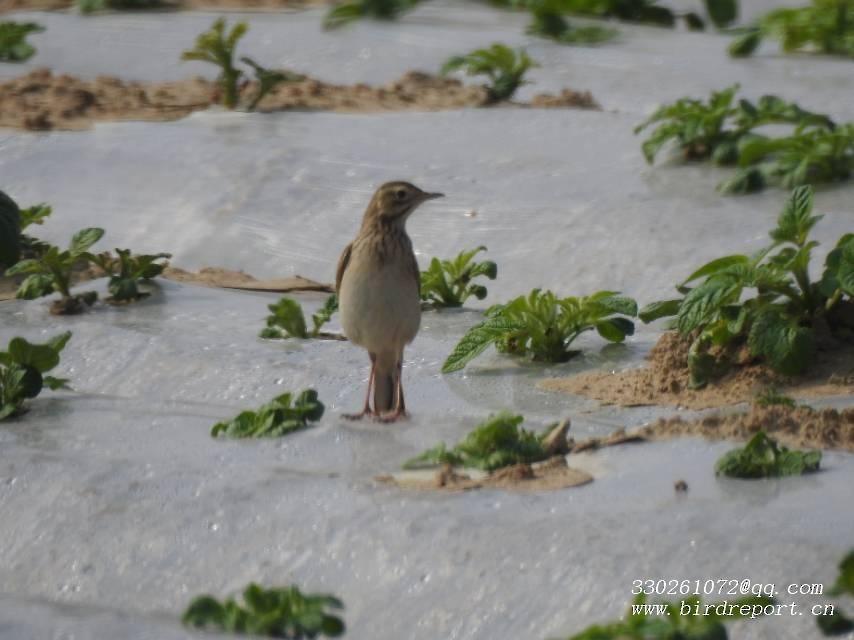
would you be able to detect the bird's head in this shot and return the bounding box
[362,181,444,229]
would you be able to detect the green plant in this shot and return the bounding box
[260,295,341,340]
[754,388,796,408]
[635,85,834,166]
[715,431,821,478]
[566,593,774,640]
[90,249,170,303]
[181,19,298,111]
[323,0,418,29]
[534,0,738,30]
[5,228,104,315]
[639,187,854,388]
[818,550,854,635]
[403,412,558,471]
[0,22,44,62]
[183,583,344,638]
[441,44,538,104]
[721,124,854,194]
[240,57,305,110]
[0,332,71,420]
[77,0,165,12]
[442,289,636,373]
[420,246,497,308]
[182,19,246,109]
[730,1,854,59]
[0,191,21,271]
[526,0,617,44]
[211,389,324,438]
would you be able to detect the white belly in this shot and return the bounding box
[339,260,421,354]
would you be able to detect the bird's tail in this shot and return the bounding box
[373,353,402,414]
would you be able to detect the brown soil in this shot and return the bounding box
[529,88,599,110]
[0,0,319,11]
[0,68,599,131]
[566,404,854,453]
[0,264,331,302]
[377,456,594,493]
[161,267,332,292]
[641,405,854,452]
[541,331,854,410]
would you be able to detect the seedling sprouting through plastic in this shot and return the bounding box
[6,228,104,315]
[714,431,821,478]
[0,332,71,420]
[91,249,171,303]
[442,289,637,372]
[441,44,538,104]
[323,0,418,29]
[639,187,854,388]
[210,389,325,438]
[183,582,345,637]
[0,21,44,62]
[260,295,343,340]
[420,246,497,308]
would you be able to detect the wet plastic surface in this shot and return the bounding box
[1,2,853,639]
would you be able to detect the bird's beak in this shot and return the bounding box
[422,192,444,201]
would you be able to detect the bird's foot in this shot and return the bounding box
[374,410,407,423]
[343,409,374,421]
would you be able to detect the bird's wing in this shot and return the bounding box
[335,242,353,293]
[408,251,420,298]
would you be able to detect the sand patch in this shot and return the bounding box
[0,68,599,131]
[377,455,593,493]
[641,405,854,452]
[161,267,332,293]
[1,264,331,302]
[566,405,854,453]
[0,0,319,11]
[541,331,854,410]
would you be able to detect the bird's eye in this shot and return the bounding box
[394,189,407,201]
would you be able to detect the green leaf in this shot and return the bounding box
[829,551,854,597]
[69,228,105,256]
[8,335,66,372]
[677,276,742,335]
[310,294,339,336]
[682,254,749,284]
[4,258,43,276]
[728,28,761,57]
[210,389,324,439]
[595,317,634,342]
[771,185,820,245]
[183,584,345,637]
[440,44,537,103]
[0,190,21,270]
[748,309,814,375]
[704,0,737,29]
[15,273,55,300]
[262,297,308,339]
[404,412,546,472]
[441,317,517,373]
[0,22,45,62]
[43,376,70,390]
[715,431,820,478]
[639,299,681,323]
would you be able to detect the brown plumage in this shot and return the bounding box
[336,181,443,421]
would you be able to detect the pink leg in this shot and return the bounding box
[344,354,376,420]
[377,359,407,423]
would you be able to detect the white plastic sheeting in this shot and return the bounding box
[1,2,853,639]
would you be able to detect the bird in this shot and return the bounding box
[336,181,443,422]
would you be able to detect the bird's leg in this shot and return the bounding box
[344,353,376,420]
[377,357,407,423]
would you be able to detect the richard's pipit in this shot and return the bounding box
[336,181,443,422]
